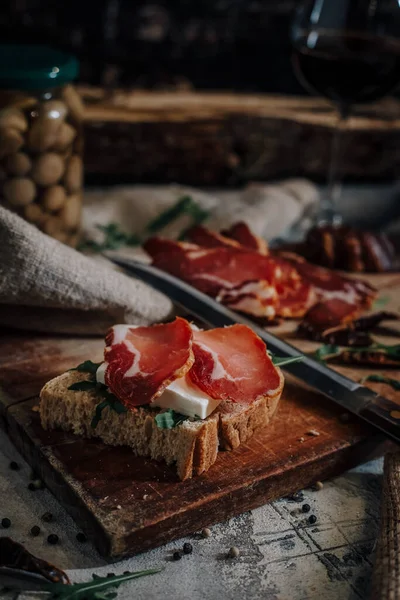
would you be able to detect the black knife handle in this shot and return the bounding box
[360,394,400,444]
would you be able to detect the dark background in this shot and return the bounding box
[1,1,307,93]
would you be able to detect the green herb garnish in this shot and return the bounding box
[43,568,162,600]
[312,344,341,363]
[91,390,128,429]
[360,374,400,391]
[78,195,210,253]
[68,380,99,392]
[155,409,191,429]
[69,360,102,374]
[68,361,127,428]
[272,355,304,367]
[372,295,390,310]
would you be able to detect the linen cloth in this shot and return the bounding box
[0,179,319,334]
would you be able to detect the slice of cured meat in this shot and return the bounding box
[277,252,376,308]
[144,237,279,319]
[188,324,282,403]
[222,222,269,255]
[186,225,243,250]
[104,317,194,408]
[272,257,316,318]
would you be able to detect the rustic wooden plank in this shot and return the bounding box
[0,333,103,408]
[5,380,391,559]
[80,89,400,184]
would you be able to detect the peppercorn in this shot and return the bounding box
[30,525,40,537]
[287,491,304,503]
[76,532,87,543]
[1,518,11,528]
[308,515,317,524]
[28,479,43,491]
[173,550,183,561]
[228,546,240,558]
[9,461,19,471]
[183,542,193,554]
[302,504,311,513]
[47,534,59,545]
[201,528,211,538]
[41,512,53,523]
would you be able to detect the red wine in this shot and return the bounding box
[292,31,400,108]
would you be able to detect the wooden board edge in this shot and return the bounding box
[4,405,114,560]
[110,434,390,558]
[4,395,390,559]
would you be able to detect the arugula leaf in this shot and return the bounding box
[69,360,102,375]
[78,195,210,253]
[91,391,128,429]
[145,195,193,233]
[272,355,304,367]
[155,409,189,429]
[68,380,98,392]
[43,568,163,600]
[360,374,400,391]
[372,295,390,310]
[313,344,341,363]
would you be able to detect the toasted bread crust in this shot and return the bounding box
[39,368,283,480]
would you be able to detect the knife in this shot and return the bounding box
[107,254,400,445]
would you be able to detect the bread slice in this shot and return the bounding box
[40,368,284,480]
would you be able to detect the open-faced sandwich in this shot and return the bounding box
[40,318,284,480]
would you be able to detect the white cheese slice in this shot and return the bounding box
[95,362,220,419]
[151,377,221,419]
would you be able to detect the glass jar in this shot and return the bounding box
[0,45,84,247]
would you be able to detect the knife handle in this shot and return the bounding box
[360,395,400,443]
[371,452,400,599]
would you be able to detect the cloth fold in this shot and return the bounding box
[0,179,319,334]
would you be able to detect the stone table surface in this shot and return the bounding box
[0,427,382,600]
[1,182,397,599]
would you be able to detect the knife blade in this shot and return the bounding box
[106,253,400,445]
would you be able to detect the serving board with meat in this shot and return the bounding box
[0,223,399,560]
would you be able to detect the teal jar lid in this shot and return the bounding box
[0,45,79,90]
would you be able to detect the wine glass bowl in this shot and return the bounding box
[291,0,400,228]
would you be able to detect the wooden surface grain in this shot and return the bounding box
[80,89,400,184]
[0,273,398,559]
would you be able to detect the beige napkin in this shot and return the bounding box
[0,179,319,334]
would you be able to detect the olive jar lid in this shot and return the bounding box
[0,45,79,90]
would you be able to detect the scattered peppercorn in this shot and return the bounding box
[47,534,59,545]
[227,546,240,558]
[308,515,317,525]
[1,518,11,528]
[201,528,211,538]
[286,491,304,503]
[41,512,53,523]
[9,461,19,471]
[30,525,40,537]
[302,504,311,513]
[76,532,87,543]
[107,573,115,578]
[29,479,44,490]
[183,542,193,554]
[173,551,183,561]
[313,481,324,491]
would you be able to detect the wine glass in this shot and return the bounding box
[291,0,400,228]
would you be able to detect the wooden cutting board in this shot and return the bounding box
[0,273,399,560]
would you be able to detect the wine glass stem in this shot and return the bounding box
[318,112,347,226]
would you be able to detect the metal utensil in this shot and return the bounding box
[106,253,400,444]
